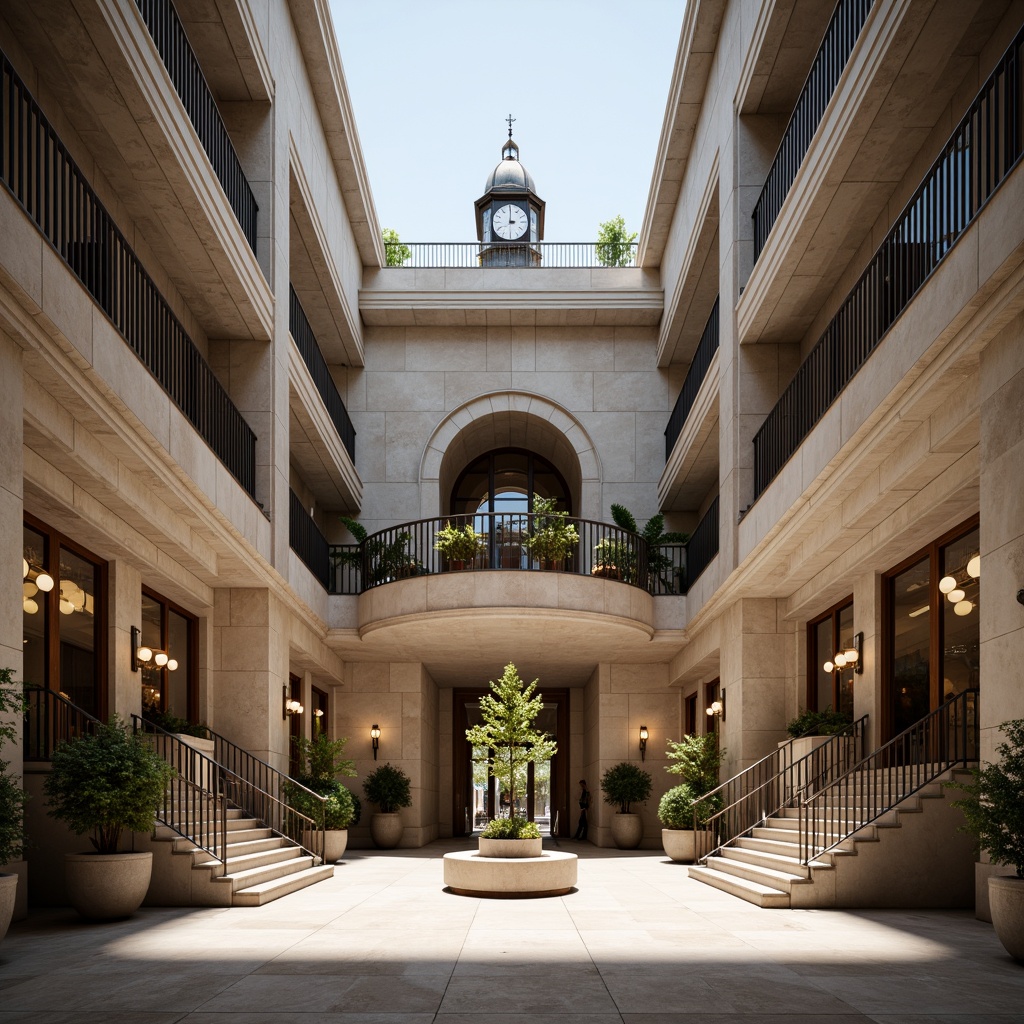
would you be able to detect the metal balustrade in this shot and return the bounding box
[288,287,356,461]
[0,50,257,497]
[665,297,720,459]
[752,0,875,260]
[134,0,258,253]
[23,685,101,761]
[289,489,330,590]
[753,25,1024,498]
[383,241,638,268]
[683,496,719,592]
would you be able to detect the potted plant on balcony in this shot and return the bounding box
[340,516,425,584]
[947,719,1024,962]
[434,520,483,571]
[610,504,688,592]
[600,761,652,849]
[44,716,174,920]
[466,662,557,857]
[363,762,412,849]
[525,495,579,569]
[659,733,725,862]
[289,726,357,863]
[591,538,634,582]
[0,669,28,946]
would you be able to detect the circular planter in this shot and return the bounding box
[479,837,543,858]
[370,812,404,849]
[303,829,348,863]
[444,850,577,898]
[0,873,17,944]
[662,829,714,863]
[609,812,643,850]
[989,875,1024,962]
[65,851,152,920]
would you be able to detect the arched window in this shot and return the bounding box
[449,449,571,517]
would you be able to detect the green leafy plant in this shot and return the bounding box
[595,214,637,267]
[659,783,722,829]
[141,706,210,739]
[947,719,1024,878]
[610,504,688,592]
[0,669,28,865]
[383,227,412,267]
[592,538,635,581]
[525,495,579,565]
[661,733,725,829]
[600,761,652,814]
[44,716,174,855]
[363,762,412,814]
[786,706,852,738]
[434,521,483,562]
[339,515,424,585]
[288,729,358,830]
[480,815,541,840]
[466,663,557,820]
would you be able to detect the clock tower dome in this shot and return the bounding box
[475,118,545,267]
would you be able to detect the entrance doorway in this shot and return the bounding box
[452,688,569,838]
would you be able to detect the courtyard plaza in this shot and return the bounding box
[0,840,1020,1023]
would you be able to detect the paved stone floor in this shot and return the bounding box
[1,839,1022,1023]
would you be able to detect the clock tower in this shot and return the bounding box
[475,118,545,267]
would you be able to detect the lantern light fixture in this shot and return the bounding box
[131,625,179,673]
[639,725,649,761]
[370,723,381,759]
[283,685,304,718]
[823,632,864,676]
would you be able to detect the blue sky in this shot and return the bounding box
[329,1,684,244]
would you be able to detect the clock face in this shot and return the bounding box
[493,204,528,240]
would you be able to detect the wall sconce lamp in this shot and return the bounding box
[131,625,179,673]
[823,631,863,676]
[639,725,649,761]
[370,724,381,760]
[283,685,304,718]
[706,692,725,721]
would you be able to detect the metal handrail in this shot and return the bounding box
[665,298,720,459]
[694,715,867,862]
[290,488,330,590]
[798,689,978,864]
[383,241,639,268]
[23,685,102,761]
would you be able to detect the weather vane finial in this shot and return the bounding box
[506,114,516,139]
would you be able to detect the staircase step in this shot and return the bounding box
[219,854,317,892]
[688,864,790,908]
[725,844,832,872]
[712,853,809,888]
[232,864,335,907]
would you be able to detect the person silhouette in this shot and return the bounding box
[573,779,590,841]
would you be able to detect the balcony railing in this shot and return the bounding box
[752,0,875,261]
[134,0,258,254]
[289,489,330,590]
[753,24,1024,498]
[383,242,638,268]
[665,297,720,459]
[0,50,257,496]
[683,496,719,591]
[289,287,356,461]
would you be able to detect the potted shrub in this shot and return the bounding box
[609,504,688,592]
[289,727,357,863]
[786,706,853,738]
[660,733,724,862]
[0,669,27,945]
[525,495,579,569]
[362,762,412,849]
[43,716,174,920]
[434,520,483,570]
[947,719,1024,962]
[466,663,557,857]
[591,538,634,582]
[600,761,652,849]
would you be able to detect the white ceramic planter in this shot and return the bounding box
[370,812,404,849]
[0,873,17,944]
[989,875,1024,962]
[478,836,543,858]
[65,851,152,920]
[661,828,713,863]
[610,812,643,850]
[303,829,348,863]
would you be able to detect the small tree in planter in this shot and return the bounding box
[947,719,1024,962]
[659,733,725,862]
[0,670,28,945]
[44,716,174,919]
[525,495,579,568]
[288,728,357,862]
[600,762,652,849]
[363,762,412,849]
[434,521,483,569]
[466,663,556,854]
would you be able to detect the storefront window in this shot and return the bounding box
[808,599,855,718]
[140,588,196,724]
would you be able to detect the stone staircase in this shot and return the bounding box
[689,767,975,908]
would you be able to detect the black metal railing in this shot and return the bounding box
[133,0,258,253]
[330,544,362,595]
[797,689,977,864]
[752,0,875,259]
[289,287,356,461]
[0,51,257,497]
[753,25,1024,497]
[383,241,639,268]
[683,496,719,591]
[23,685,101,761]
[695,716,866,863]
[665,297,720,459]
[290,489,330,590]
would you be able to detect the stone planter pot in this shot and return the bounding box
[0,873,17,945]
[609,812,643,850]
[661,828,713,863]
[370,812,404,849]
[303,829,348,863]
[478,837,543,858]
[989,875,1024,962]
[65,851,152,920]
